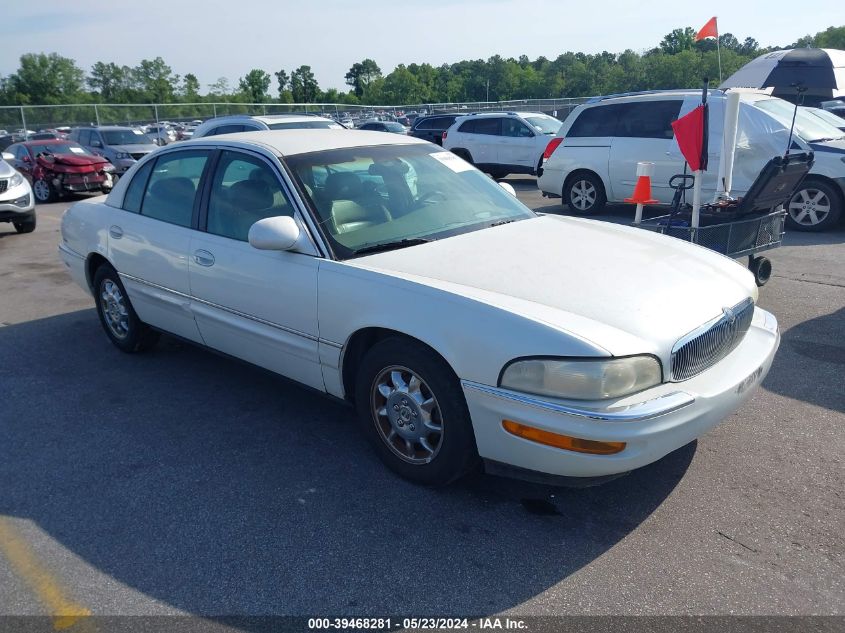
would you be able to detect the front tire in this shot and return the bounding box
[32,178,56,204]
[564,172,606,214]
[786,179,842,232]
[354,337,479,486]
[93,264,160,353]
[13,213,36,234]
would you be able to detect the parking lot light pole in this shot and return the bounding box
[20,107,28,140]
[94,104,100,127]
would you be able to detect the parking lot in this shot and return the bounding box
[0,180,842,621]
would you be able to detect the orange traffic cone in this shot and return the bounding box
[625,174,658,205]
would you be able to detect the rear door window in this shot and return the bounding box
[567,105,621,137]
[473,118,501,136]
[139,150,210,227]
[78,129,92,145]
[615,100,683,139]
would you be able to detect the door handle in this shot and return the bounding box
[193,250,215,267]
[109,225,123,239]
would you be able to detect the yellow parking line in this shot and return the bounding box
[0,517,94,631]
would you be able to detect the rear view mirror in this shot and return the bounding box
[1,152,13,161]
[248,216,303,251]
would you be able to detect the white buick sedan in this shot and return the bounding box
[59,130,780,486]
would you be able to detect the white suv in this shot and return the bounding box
[192,114,343,138]
[537,90,845,231]
[443,111,562,179]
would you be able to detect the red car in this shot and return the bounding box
[4,140,115,203]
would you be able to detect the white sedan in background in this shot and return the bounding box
[59,130,779,486]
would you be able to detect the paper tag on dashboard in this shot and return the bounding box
[430,151,473,173]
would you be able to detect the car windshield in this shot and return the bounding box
[31,142,93,156]
[285,143,535,259]
[754,98,845,142]
[803,107,845,130]
[384,122,407,133]
[267,120,343,130]
[103,129,154,145]
[523,115,562,135]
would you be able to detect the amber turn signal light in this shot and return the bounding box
[502,420,626,455]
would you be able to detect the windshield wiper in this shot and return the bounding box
[352,237,431,256]
[809,137,838,143]
[489,219,516,227]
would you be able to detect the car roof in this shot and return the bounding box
[182,128,427,156]
[456,111,552,119]
[22,139,73,146]
[204,113,334,125]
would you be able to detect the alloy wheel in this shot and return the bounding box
[33,180,51,202]
[571,179,597,211]
[370,365,444,465]
[100,279,130,339]
[789,188,831,227]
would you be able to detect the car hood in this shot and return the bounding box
[36,153,108,173]
[111,143,157,153]
[0,160,14,177]
[350,215,756,357]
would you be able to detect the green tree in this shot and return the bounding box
[274,69,293,102]
[6,53,84,104]
[207,77,231,97]
[660,27,697,55]
[291,65,319,102]
[133,57,175,102]
[345,59,382,98]
[238,69,271,102]
[181,73,201,101]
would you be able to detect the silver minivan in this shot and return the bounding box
[538,90,845,232]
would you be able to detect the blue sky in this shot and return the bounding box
[2,0,842,91]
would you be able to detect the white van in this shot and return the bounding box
[537,90,845,231]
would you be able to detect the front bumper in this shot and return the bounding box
[0,181,35,216]
[462,307,780,480]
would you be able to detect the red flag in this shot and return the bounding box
[695,17,718,41]
[671,105,707,172]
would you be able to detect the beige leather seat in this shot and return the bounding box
[324,172,390,234]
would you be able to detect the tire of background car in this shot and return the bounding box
[451,148,473,165]
[93,264,160,353]
[564,171,607,214]
[32,178,56,204]
[12,212,36,234]
[488,168,508,180]
[785,178,842,232]
[354,337,479,486]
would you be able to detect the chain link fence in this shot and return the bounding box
[0,97,594,135]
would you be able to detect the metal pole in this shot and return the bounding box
[20,107,28,140]
[94,104,100,126]
[213,103,217,118]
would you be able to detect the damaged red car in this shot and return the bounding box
[4,140,115,203]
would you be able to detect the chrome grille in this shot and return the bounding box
[0,179,7,193]
[671,298,755,381]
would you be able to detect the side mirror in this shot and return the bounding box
[1,152,13,161]
[248,216,303,251]
[91,140,102,148]
[498,181,517,196]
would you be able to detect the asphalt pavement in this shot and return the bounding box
[0,183,842,624]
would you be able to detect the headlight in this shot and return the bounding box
[101,163,115,172]
[114,152,130,160]
[10,172,23,187]
[499,356,662,400]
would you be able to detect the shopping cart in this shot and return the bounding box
[635,152,813,286]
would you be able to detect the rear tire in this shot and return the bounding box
[13,213,36,234]
[564,172,606,215]
[785,179,842,232]
[354,337,479,486]
[451,149,473,165]
[488,168,508,180]
[93,264,160,353]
